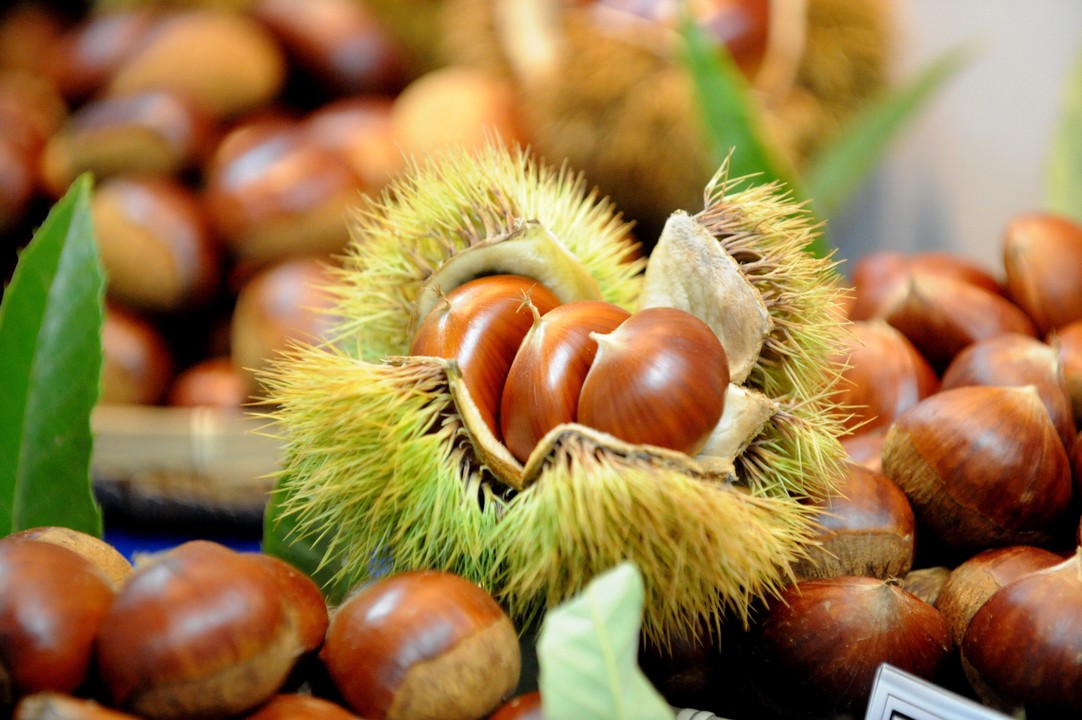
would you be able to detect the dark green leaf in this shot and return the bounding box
[537,563,673,720]
[678,10,829,258]
[805,43,974,219]
[1047,44,1082,222]
[0,175,104,537]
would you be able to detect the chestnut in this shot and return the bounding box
[791,461,916,582]
[202,117,364,262]
[391,65,526,160]
[410,274,562,441]
[960,549,1082,717]
[246,553,329,655]
[876,271,1037,372]
[935,544,1062,647]
[1003,212,1082,336]
[39,89,216,198]
[166,356,252,409]
[901,566,952,607]
[848,250,1004,321]
[0,537,116,703]
[747,576,951,719]
[303,96,403,195]
[230,255,343,397]
[831,319,939,436]
[320,570,521,720]
[840,427,886,474]
[95,541,308,720]
[577,305,729,455]
[940,332,1075,450]
[45,8,162,102]
[92,174,222,313]
[882,384,1073,549]
[100,303,175,406]
[251,0,407,95]
[106,8,287,119]
[1051,318,1082,424]
[500,299,631,463]
[7,526,132,591]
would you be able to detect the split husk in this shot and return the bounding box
[260,142,850,644]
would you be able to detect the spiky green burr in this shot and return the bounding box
[260,142,850,645]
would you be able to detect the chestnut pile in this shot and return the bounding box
[697,211,1082,719]
[410,274,730,462]
[0,0,526,408]
[0,526,533,720]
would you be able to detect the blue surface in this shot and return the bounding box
[104,524,262,562]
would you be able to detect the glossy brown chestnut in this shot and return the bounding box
[92,174,222,313]
[39,89,216,198]
[577,306,729,455]
[848,250,1004,321]
[0,538,116,702]
[410,274,562,441]
[500,299,631,463]
[167,356,252,409]
[100,303,175,406]
[95,541,306,720]
[1003,212,1082,336]
[246,553,329,654]
[251,0,407,95]
[840,427,886,474]
[1051,318,1082,424]
[876,271,1036,372]
[203,118,364,262]
[940,332,1075,450]
[106,8,287,118]
[748,576,951,719]
[791,461,916,582]
[303,96,402,195]
[831,319,939,435]
[935,544,1062,647]
[320,570,521,720]
[391,65,525,159]
[882,385,1073,549]
[230,255,341,397]
[45,8,162,102]
[961,549,1082,718]
[7,526,132,591]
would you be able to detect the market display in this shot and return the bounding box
[1,1,1081,719]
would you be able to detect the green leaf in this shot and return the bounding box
[805,43,974,219]
[677,9,829,258]
[0,175,104,537]
[537,562,673,720]
[1047,44,1082,222]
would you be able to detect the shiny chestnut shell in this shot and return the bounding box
[1003,212,1082,336]
[748,576,951,719]
[791,461,916,581]
[881,385,1073,549]
[410,274,561,441]
[320,570,521,720]
[577,306,729,455]
[0,538,116,699]
[95,541,303,720]
[961,551,1082,717]
[500,299,631,463]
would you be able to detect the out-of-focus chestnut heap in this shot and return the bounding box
[0,526,534,720]
[0,0,531,409]
[712,211,1082,720]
